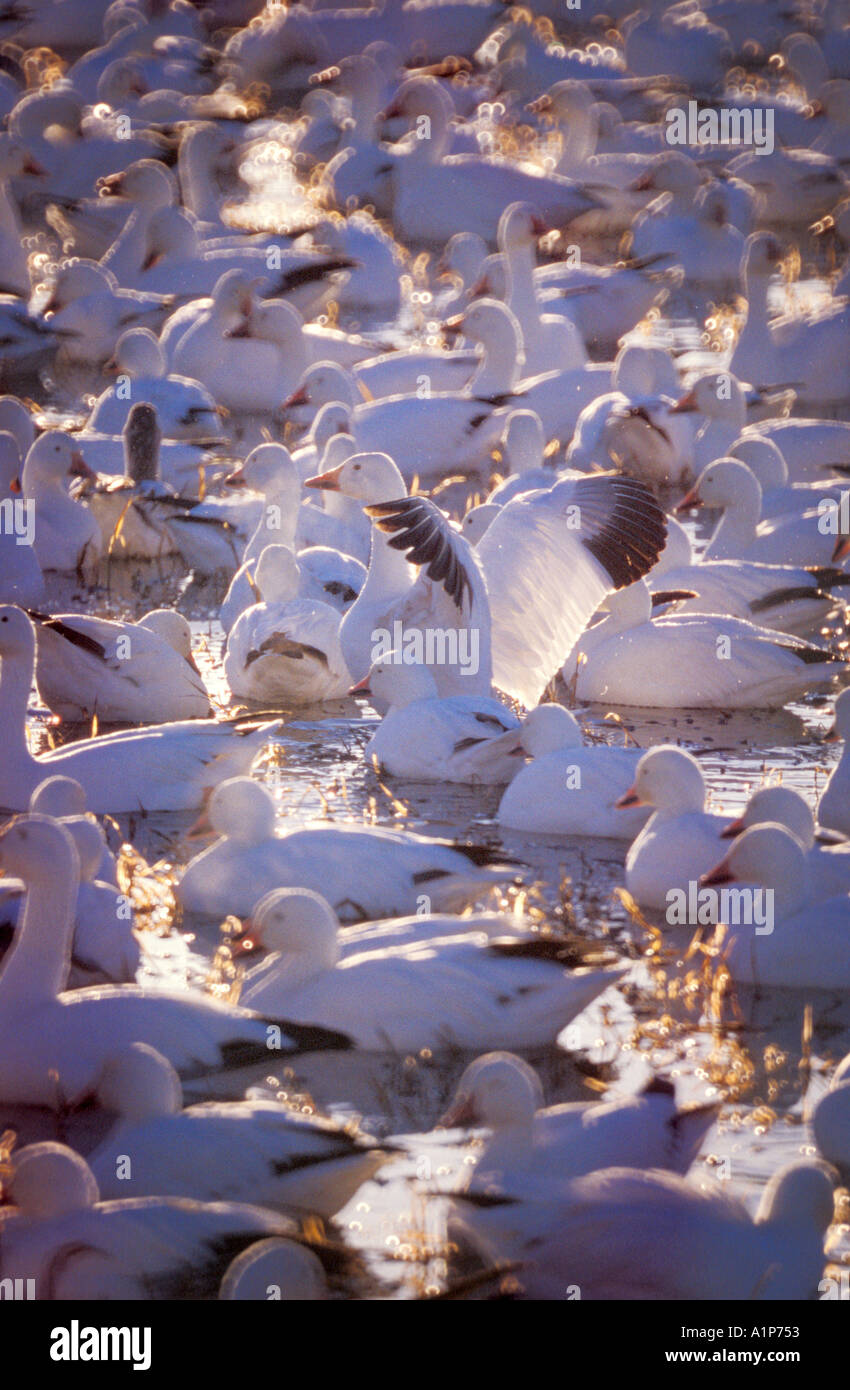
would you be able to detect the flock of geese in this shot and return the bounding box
[0,0,850,1302]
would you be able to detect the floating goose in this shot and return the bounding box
[720,785,850,897]
[88,1042,388,1216]
[20,430,100,577]
[88,327,224,442]
[0,816,350,1107]
[236,887,624,1053]
[175,775,520,921]
[0,607,279,812]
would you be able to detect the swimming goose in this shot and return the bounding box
[20,431,101,578]
[222,542,364,636]
[88,327,224,442]
[648,558,850,637]
[720,784,850,897]
[449,1161,835,1300]
[703,825,850,989]
[615,746,731,912]
[236,886,624,1053]
[0,607,280,813]
[819,687,850,838]
[175,775,520,922]
[440,1054,718,1193]
[0,1141,332,1301]
[224,548,352,707]
[88,1042,388,1215]
[28,606,211,725]
[497,704,649,839]
[564,579,844,709]
[355,657,523,785]
[0,816,350,1107]
[310,450,668,707]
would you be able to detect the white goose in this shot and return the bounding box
[648,558,850,637]
[0,607,279,813]
[617,746,730,912]
[497,704,649,840]
[0,816,350,1107]
[439,1053,718,1193]
[720,784,850,897]
[219,1239,329,1301]
[28,773,117,885]
[564,579,844,709]
[224,547,352,707]
[221,542,364,637]
[175,775,520,922]
[449,1161,835,1301]
[812,1068,850,1182]
[819,687,850,838]
[0,1141,318,1301]
[21,431,100,577]
[354,657,523,785]
[88,1043,388,1216]
[88,328,224,442]
[703,825,850,989]
[236,886,624,1053]
[28,606,211,725]
[308,450,668,707]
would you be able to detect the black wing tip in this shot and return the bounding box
[366,496,474,610]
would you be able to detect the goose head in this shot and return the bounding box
[440,1051,542,1130]
[220,1238,328,1301]
[206,776,278,845]
[225,442,299,503]
[353,656,437,708]
[701,822,811,913]
[498,201,550,255]
[437,230,487,291]
[8,1142,99,1219]
[520,703,584,757]
[253,544,300,602]
[617,745,705,814]
[305,451,406,505]
[632,150,701,205]
[64,817,107,885]
[22,430,95,492]
[42,260,115,313]
[111,327,165,379]
[283,361,359,413]
[122,402,161,483]
[671,373,747,429]
[141,206,198,270]
[675,457,762,519]
[461,502,499,545]
[721,786,815,850]
[237,887,340,975]
[383,75,452,159]
[29,774,87,817]
[613,343,680,399]
[138,609,198,668]
[97,157,175,209]
[96,1041,183,1122]
[755,1160,835,1236]
[0,132,44,179]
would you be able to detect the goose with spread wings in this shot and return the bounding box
[308,452,667,708]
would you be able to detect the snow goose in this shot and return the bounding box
[731,234,850,413]
[175,775,520,922]
[484,410,556,505]
[27,606,211,724]
[221,542,364,637]
[0,816,350,1107]
[311,450,668,708]
[82,402,180,562]
[88,1042,388,1215]
[383,76,600,250]
[20,430,101,578]
[564,577,844,709]
[88,327,224,442]
[0,1141,333,1301]
[0,134,43,298]
[0,430,44,606]
[720,785,850,897]
[677,457,849,568]
[236,886,624,1054]
[819,687,850,838]
[440,1054,718,1192]
[40,258,173,367]
[496,704,649,840]
[615,746,732,912]
[222,440,361,563]
[224,549,352,707]
[703,825,850,989]
[728,147,846,230]
[669,372,748,474]
[354,656,522,785]
[648,557,850,637]
[0,814,138,987]
[0,607,280,813]
[28,774,117,885]
[449,1161,835,1300]
[498,202,589,377]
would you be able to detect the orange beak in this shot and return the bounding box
[438,1093,477,1128]
[832,534,850,563]
[700,860,735,887]
[9,475,21,495]
[281,385,309,411]
[69,452,96,482]
[224,467,247,488]
[229,922,260,957]
[720,816,745,839]
[670,390,698,414]
[305,462,344,491]
[349,674,371,694]
[23,156,45,176]
[185,806,214,840]
[823,723,841,744]
[615,785,644,809]
[675,485,703,513]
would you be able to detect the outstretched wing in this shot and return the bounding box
[365,496,475,611]
[477,473,666,706]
